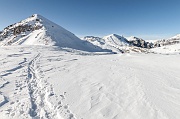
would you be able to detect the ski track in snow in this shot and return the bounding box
[0,47,76,119]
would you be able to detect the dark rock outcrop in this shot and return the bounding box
[154,38,180,47]
[0,16,42,44]
[128,37,154,49]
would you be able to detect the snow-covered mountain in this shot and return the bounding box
[2,14,179,54]
[150,34,180,54]
[127,36,154,48]
[0,14,104,52]
[153,34,180,47]
[82,34,130,53]
[102,34,129,47]
[82,34,151,53]
[83,34,180,54]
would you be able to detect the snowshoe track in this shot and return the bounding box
[27,53,75,119]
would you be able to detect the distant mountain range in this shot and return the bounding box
[0,14,180,53]
[82,34,155,53]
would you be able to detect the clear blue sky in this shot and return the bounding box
[0,0,180,40]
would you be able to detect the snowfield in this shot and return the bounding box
[0,46,180,119]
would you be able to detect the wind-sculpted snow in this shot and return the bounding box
[0,46,180,119]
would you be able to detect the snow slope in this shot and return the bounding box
[101,34,129,53]
[151,43,180,54]
[103,34,129,47]
[0,14,104,52]
[0,46,180,119]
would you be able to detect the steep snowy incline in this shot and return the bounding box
[1,45,180,119]
[0,14,104,52]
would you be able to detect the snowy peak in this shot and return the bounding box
[0,14,105,52]
[127,36,153,48]
[127,36,142,41]
[82,34,154,53]
[0,14,55,46]
[103,34,129,46]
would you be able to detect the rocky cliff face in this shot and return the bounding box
[153,37,180,47]
[128,37,154,49]
[0,15,43,45]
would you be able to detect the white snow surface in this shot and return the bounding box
[126,36,139,41]
[151,43,180,54]
[0,45,180,119]
[150,34,180,54]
